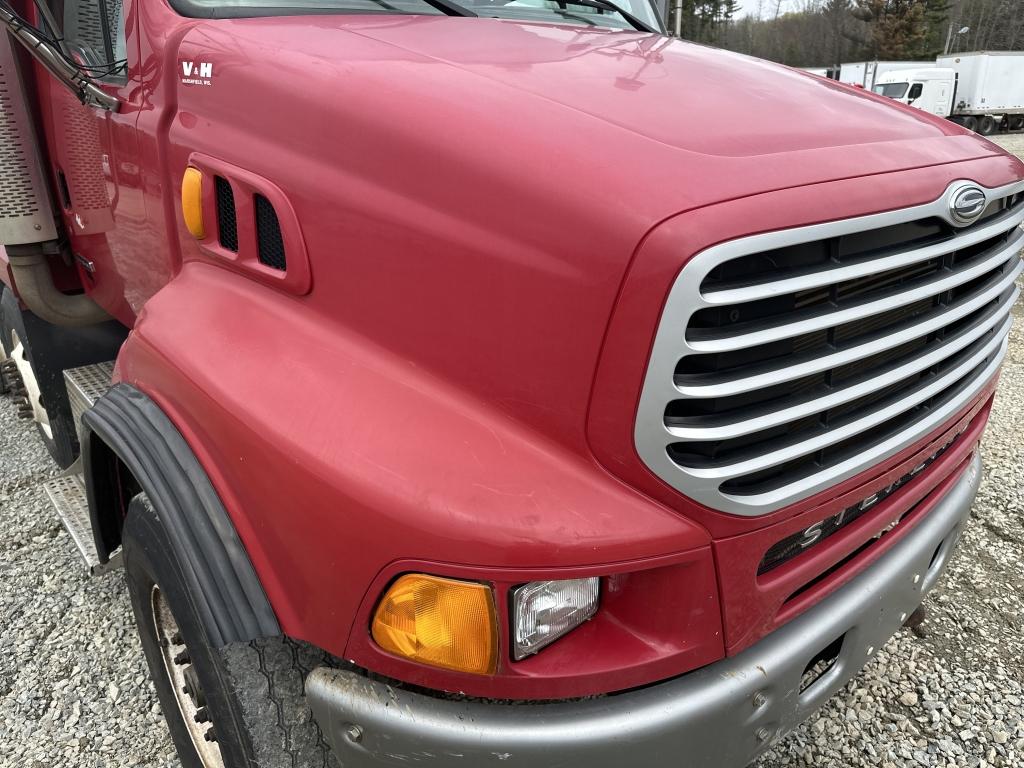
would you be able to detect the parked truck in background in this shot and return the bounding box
[801,65,838,78]
[838,59,934,89]
[873,67,958,119]
[873,52,1024,136]
[2,1,1023,767]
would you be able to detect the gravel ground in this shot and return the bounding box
[1,136,1023,768]
[992,134,1024,156]
[0,405,179,767]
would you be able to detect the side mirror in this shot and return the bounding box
[0,6,120,112]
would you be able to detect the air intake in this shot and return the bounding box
[215,176,238,252]
[255,194,286,271]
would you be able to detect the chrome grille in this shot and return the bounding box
[636,180,1024,516]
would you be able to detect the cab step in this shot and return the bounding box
[43,474,122,576]
[65,361,115,442]
[43,361,119,576]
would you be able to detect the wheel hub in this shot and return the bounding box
[151,586,225,768]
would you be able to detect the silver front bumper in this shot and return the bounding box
[307,452,981,768]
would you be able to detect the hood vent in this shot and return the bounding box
[255,193,286,271]
[215,176,238,252]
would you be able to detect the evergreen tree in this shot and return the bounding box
[922,0,952,55]
[852,0,929,58]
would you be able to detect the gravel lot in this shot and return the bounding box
[994,134,1024,157]
[0,404,179,765]
[2,136,1023,768]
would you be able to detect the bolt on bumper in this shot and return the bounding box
[307,452,981,768]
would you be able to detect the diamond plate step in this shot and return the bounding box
[64,362,114,440]
[43,474,121,576]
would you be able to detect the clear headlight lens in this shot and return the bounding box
[512,577,600,660]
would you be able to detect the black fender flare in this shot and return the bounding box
[82,384,280,646]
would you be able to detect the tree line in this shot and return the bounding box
[667,0,1024,68]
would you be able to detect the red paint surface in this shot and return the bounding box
[17,0,1024,697]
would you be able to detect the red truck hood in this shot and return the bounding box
[336,17,999,181]
[183,16,1007,222]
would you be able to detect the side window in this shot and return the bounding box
[908,83,923,100]
[62,0,128,82]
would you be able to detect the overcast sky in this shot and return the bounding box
[733,0,789,19]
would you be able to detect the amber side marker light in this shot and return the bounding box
[371,574,498,675]
[181,167,205,239]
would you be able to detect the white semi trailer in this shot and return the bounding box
[838,60,934,89]
[872,52,1024,135]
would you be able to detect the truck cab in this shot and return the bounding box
[2,2,1023,768]
[873,67,957,117]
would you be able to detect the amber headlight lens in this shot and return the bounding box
[371,574,498,675]
[512,578,600,660]
[181,167,205,239]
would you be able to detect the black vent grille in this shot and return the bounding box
[215,176,238,252]
[255,194,286,271]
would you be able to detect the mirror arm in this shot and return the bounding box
[0,4,120,112]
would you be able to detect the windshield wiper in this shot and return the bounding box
[553,0,656,32]
[420,0,478,16]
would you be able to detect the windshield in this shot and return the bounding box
[171,0,661,31]
[873,82,909,98]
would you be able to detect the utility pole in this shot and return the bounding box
[674,0,683,37]
[944,23,970,54]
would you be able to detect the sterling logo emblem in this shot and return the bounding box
[949,184,987,225]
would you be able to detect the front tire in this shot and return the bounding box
[122,494,338,768]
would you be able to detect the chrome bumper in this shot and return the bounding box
[307,452,981,768]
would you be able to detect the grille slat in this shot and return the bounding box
[635,180,1024,516]
[704,201,1024,305]
[688,228,1024,353]
[668,299,1015,442]
[670,328,1007,477]
[676,267,1019,399]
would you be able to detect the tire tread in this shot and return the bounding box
[223,636,339,768]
